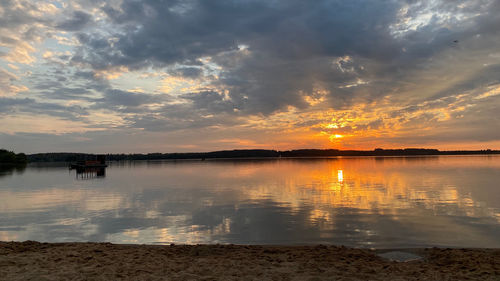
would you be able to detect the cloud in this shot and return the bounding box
[0,96,33,112]
[56,10,93,31]
[0,96,87,120]
[181,90,235,113]
[0,68,28,96]
[2,0,500,151]
[68,0,499,114]
[98,89,166,109]
[0,0,58,64]
[167,66,203,79]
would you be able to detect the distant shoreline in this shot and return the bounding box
[0,149,28,165]
[1,241,498,280]
[27,148,500,162]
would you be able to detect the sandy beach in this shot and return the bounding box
[0,241,498,280]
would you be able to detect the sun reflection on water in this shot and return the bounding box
[0,156,499,247]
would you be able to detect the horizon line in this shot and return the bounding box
[26,147,500,155]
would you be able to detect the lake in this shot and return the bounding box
[1,156,499,248]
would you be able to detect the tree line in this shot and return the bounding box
[25,148,500,162]
[0,149,28,164]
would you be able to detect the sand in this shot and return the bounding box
[0,241,499,280]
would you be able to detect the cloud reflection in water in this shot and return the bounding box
[0,156,499,248]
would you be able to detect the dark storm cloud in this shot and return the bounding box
[67,0,500,117]
[181,91,235,113]
[167,67,203,78]
[36,87,97,102]
[24,67,108,102]
[0,97,87,120]
[127,103,241,132]
[95,0,400,65]
[56,11,93,31]
[73,0,405,115]
[98,89,165,109]
[3,0,500,151]
[0,97,33,112]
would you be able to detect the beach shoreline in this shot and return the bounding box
[0,241,499,280]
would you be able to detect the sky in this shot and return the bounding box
[1,0,500,153]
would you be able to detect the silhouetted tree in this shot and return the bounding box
[0,149,28,164]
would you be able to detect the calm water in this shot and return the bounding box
[1,156,499,248]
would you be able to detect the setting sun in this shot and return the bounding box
[1,1,500,279]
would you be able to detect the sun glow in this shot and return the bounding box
[235,158,493,215]
[325,124,339,129]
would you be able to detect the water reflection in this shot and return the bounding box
[0,164,26,178]
[0,156,499,247]
[75,167,106,179]
[337,169,343,183]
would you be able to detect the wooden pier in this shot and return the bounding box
[69,155,107,179]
